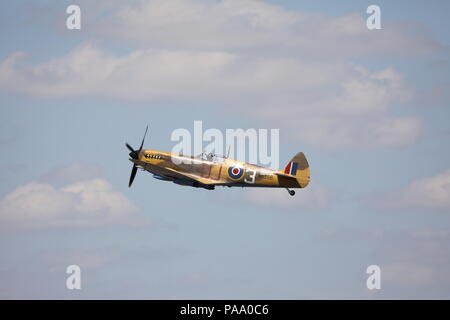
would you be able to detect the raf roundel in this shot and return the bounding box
[228,165,244,180]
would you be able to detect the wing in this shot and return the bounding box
[131,159,216,185]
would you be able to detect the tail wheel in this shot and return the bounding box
[286,188,295,196]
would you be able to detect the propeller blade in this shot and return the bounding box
[126,143,135,153]
[129,164,138,187]
[127,125,148,187]
[139,125,149,151]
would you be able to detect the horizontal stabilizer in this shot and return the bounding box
[275,172,298,179]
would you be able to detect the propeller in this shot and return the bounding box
[126,125,148,187]
[129,164,138,188]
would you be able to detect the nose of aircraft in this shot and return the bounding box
[129,151,139,159]
[125,125,148,188]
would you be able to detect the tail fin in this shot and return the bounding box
[282,152,310,187]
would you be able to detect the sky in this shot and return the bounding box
[1,0,450,299]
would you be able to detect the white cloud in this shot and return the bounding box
[245,181,329,210]
[380,169,450,209]
[98,0,439,56]
[0,44,420,148]
[105,0,299,50]
[0,178,142,230]
[0,44,413,107]
[0,0,435,148]
[280,115,420,149]
[39,163,103,185]
[0,45,237,100]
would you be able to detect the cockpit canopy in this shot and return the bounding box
[198,152,226,163]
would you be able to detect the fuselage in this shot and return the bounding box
[131,149,306,188]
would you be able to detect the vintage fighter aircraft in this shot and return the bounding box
[126,126,310,196]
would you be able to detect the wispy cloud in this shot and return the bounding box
[97,0,440,56]
[374,168,450,209]
[39,162,103,185]
[0,0,436,149]
[0,165,144,230]
[379,230,450,292]
[0,44,420,148]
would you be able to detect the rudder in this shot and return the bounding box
[282,152,310,187]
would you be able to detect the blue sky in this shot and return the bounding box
[1,0,450,299]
